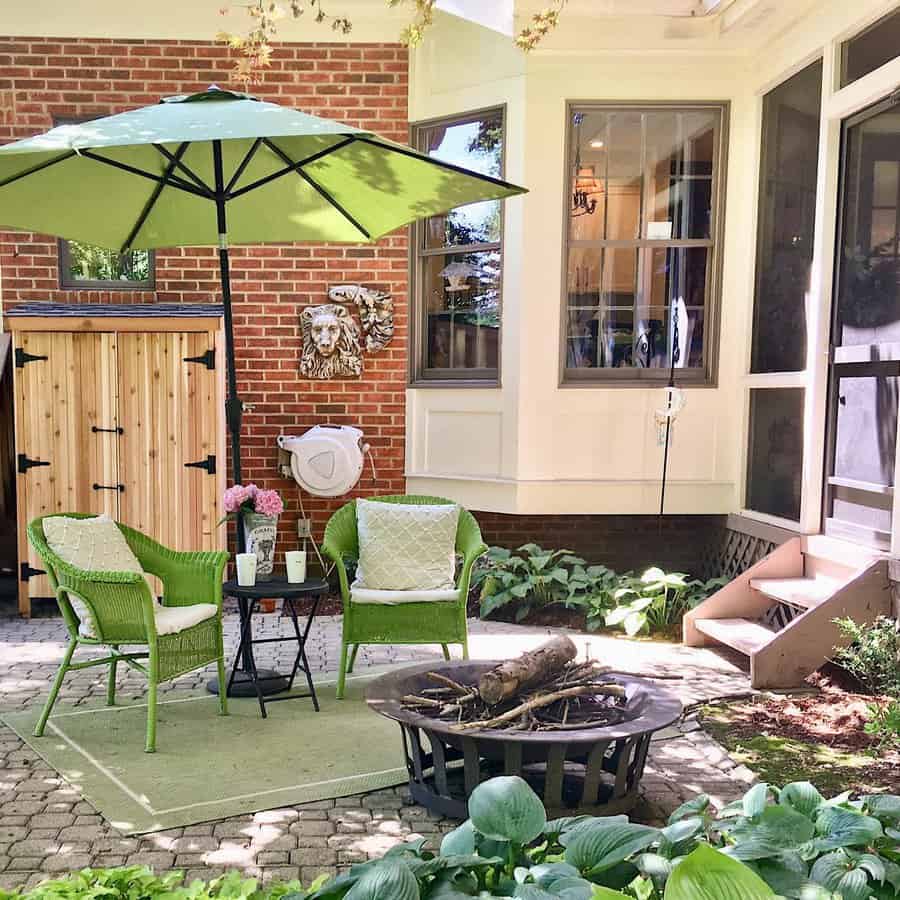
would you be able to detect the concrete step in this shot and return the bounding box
[694,617,776,656]
[749,576,841,609]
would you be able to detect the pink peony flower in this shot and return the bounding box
[253,488,284,518]
[223,483,254,513]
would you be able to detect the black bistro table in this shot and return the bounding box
[221,575,329,718]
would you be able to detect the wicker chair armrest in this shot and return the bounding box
[119,524,229,608]
[321,539,352,610]
[56,578,157,640]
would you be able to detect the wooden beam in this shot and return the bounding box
[3,316,223,333]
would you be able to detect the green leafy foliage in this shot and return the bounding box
[594,571,726,636]
[8,779,900,900]
[0,867,302,900]
[864,699,900,749]
[471,544,616,622]
[471,544,724,632]
[832,616,900,697]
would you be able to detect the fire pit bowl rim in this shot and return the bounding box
[365,660,683,743]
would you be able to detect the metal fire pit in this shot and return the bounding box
[366,661,683,819]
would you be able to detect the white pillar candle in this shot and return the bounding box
[236,552,258,587]
[286,550,307,584]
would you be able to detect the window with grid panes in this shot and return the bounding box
[411,108,505,383]
[562,103,727,383]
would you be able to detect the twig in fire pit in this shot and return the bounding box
[398,638,632,733]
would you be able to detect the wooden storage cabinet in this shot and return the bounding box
[7,306,226,616]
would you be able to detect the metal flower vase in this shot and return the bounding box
[242,512,278,581]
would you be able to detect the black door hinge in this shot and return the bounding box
[92,425,124,435]
[185,454,216,475]
[93,483,125,492]
[15,348,48,368]
[18,453,50,473]
[20,562,46,582]
[184,349,215,370]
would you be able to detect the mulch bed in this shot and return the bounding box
[701,664,900,795]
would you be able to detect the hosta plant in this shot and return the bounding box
[471,544,616,622]
[597,570,726,637]
[301,775,900,899]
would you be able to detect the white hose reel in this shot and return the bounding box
[277,425,372,497]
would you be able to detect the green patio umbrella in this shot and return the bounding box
[0,86,526,528]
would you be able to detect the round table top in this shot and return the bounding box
[223,574,330,599]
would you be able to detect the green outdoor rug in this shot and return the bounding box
[1,671,407,835]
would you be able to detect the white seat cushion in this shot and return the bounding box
[78,602,218,638]
[43,514,149,638]
[355,499,460,591]
[350,586,460,606]
[153,603,218,636]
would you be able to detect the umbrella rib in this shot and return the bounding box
[153,144,214,195]
[121,141,192,252]
[227,136,356,200]
[0,150,77,189]
[262,138,371,241]
[354,135,522,192]
[224,138,262,195]
[78,149,209,199]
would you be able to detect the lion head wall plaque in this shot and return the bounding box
[299,303,363,379]
[299,285,394,380]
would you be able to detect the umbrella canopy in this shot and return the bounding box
[0,86,525,249]
[0,85,526,567]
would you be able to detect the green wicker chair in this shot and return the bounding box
[322,495,487,700]
[27,513,230,752]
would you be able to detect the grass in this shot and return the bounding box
[701,703,892,796]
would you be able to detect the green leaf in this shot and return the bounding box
[814,806,884,850]
[810,850,876,900]
[779,783,825,820]
[665,844,776,899]
[481,591,515,617]
[468,776,547,844]
[344,862,419,900]
[747,852,809,896]
[589,889,631,899]
[636,852,673,880]
[623,611,648,637]
[864,795,900,823]
[440,820,476,857]
[742,783,771,819]
[564,822,659,876]
[727,806,816,860]
[668,794,711,824]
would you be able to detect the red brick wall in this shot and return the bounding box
[0,36,409,557]
[474,511,726,578]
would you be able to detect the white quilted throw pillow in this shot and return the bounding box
[42,514,149,636]
[354,499,460,591]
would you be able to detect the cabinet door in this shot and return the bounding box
[117,332,222,553]
[14,331,119,614]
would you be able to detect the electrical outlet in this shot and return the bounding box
[297,518,311,539]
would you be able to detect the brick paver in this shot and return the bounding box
[0,607,755,889]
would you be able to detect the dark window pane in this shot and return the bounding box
[840,8,900,88]
[837,103,900,346]
[751,60,822,373]
[746,387,804,520]
[62,240,152,287]
[423,250,500,371]
[422,111,503,248]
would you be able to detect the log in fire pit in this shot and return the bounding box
[366,638,683,819]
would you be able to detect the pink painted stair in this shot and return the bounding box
[684,535,891,688]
